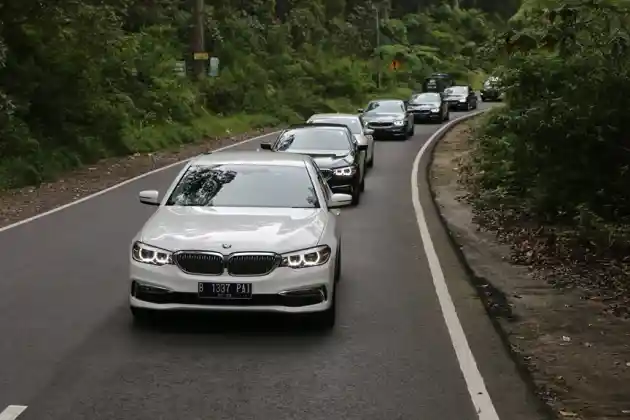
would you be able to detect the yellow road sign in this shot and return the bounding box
[193,52,209,60]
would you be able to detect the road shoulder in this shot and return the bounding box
[417,115,549,420]
[0,127,279,230]
[429,119,630,419]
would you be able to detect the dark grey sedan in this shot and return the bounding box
[357,99,414,140]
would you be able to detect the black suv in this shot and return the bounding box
[260,124,367,205]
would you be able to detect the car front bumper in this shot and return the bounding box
[410,110,442,120]
[480,90,500,99]
[447,100,468,109]
[129,257,335,314]
[366,124,407,137]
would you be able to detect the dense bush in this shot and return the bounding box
[469,0,630,226]
[0,0,506,189]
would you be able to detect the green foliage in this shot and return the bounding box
[469,0,630,228]
[0,0,497,190]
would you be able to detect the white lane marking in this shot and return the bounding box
[0,406,27,420]
[411,110,500,419]
[0,131,280,234]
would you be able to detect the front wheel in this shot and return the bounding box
[351,183,361,205]
[130,306,156,324]
[310,288,336,329]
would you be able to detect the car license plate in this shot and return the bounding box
[198,282,253,299]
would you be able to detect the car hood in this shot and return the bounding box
[279,149,353,169]
[408,102,440,108]
[139,206,326,253]
[445,95,466,101]
[363,113,404,122]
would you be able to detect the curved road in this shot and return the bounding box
[0,103,540,420]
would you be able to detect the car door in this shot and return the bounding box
[401,102,412,129]
[348,131,365,183]
[359,116,374,160]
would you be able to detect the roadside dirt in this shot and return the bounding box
[0,127,278,229]
[430,122,630,419]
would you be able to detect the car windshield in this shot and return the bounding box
[445,86,468,95]
[165,164,319,208]
[275,128,351,151]
[365,101,403,113]
[309,117,362,134]
[411,93,440,103]
[484,78,500,88]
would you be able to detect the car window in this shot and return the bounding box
[274,128,352,151]
[445,86,468,95]
[165,164,319,208]
[365,101,404,113]
[411,93,441,103]
[309,117,362,135]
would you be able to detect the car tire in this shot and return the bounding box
[351,184,361,205]
[334,245,341,283]
[311,288,336,329]
[130,306,155,324]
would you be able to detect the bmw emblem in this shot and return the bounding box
[222,243,232,249]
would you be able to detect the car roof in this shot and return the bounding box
[369,98,403,102]
[309,113,357,119]
[190,151,309,167]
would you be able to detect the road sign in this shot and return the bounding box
[208,57,219,77]
[174,60,186,77]
[193,52,209,60]
[390,60,400,70]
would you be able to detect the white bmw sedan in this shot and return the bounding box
[129,151,351,328]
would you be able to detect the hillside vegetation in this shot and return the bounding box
[465,0,630,313]
[0,0,512,190]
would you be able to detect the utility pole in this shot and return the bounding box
[191,0,205,78]
[375,4,381,89]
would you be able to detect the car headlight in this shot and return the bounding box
[459,99,466,102]
[393,120,405,126]
[281,245,331,269]
[431,108,439,112]
[333,166,356,176]
[132,241,173,265]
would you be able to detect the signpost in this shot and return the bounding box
[174,60,186,77]
[193,52,209,61]
[208,57,219,77]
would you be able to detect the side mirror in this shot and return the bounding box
[139,190,160,206]
[260,142,272,150]
[328,193,352,208]
[357,108,364,113]
[358,144,368,151]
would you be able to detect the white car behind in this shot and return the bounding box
[129,151,352,328]
[306,113,375,167]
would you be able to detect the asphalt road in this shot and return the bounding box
[0,103,519,420]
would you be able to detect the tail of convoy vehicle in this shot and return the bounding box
[421,73,454,93]
[480,76,502,101]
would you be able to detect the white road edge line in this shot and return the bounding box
[0,406,27,420]
[0,131,280,234]
[411,111,500,419]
